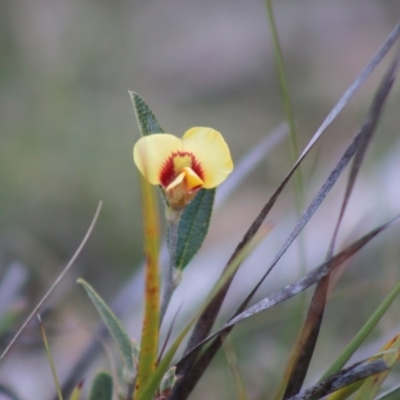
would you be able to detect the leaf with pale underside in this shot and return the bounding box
[78,279,134,376]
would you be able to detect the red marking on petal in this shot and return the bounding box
[191,155,204,181]
[159,151,204,187]
[160,156,175,187]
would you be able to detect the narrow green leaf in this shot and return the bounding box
[176,188,215,270]
[265,0,303,204]
[78,279,134,374]
[89,372,113,400]
[129,91,164,136]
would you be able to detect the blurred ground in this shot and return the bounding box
[1,1,400,399]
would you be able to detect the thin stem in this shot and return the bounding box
[265,0,302,193]
[0,201,103,364]
[265,0,308,316]
[160,209,182,325]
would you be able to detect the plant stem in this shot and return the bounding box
[160,209,182,325]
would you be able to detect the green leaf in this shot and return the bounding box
[129,91,164,136]
[175,188,215,270]
[78,279,134,375]
[89,372,113,400]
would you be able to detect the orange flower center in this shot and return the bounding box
[160,151,204,188]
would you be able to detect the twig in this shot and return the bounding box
[0,201,103,364]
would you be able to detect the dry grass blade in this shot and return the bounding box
[173,25,400,399]
[0,201,103,364]
[286,359,388,400]
[181,19,400,363]
[171,215,400,400]
[280,44,400,400]
[296,20,400,163]
[225,214,400,327]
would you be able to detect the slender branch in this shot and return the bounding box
[0,201,103,364]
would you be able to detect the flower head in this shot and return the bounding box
[133,127,233,209]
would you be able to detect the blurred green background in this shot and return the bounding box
[1,1,400,399]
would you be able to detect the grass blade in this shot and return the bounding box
[172,216,399,400]
[226,216,399,327]
[328,334,400,400]
[286,358,388,400]
[279,43,400,400]
[181,22,400,372]
[265,0,302,198]
[353,335,400,400]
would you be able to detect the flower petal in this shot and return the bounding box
[183,167,204,190]
[133,134,182,185]
[182,127,234,188]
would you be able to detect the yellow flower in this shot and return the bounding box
[133,127,234,209]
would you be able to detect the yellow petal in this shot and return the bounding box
[133,134,182,185]
[183,167,204,190]
[182,127,234,188]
